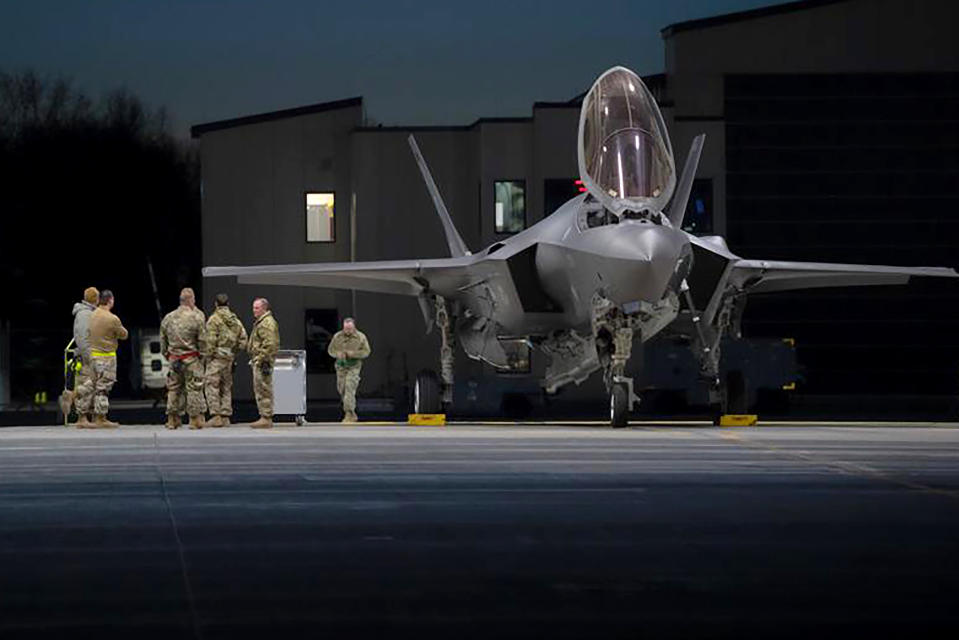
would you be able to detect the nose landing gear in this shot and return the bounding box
[593,294,642,428]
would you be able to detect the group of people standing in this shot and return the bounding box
[159,288,279,429]
[66,286,370,428]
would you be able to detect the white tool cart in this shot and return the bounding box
[272,350,307,426]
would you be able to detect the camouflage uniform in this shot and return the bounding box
[161,305,207,418]
[248,310,280,418]
[327,330,371,413]
[77,307,128,418]
[203,306,247,417]
[70,300,97,415]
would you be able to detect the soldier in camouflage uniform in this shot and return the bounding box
[202,293,247,427]
[248,297,280,428]
[161,288,207,429]
[327,317,371,423]
[76,290,128,428]
[65,286,99,426]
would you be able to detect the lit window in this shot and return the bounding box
[494,180,526,234]
[306,192,335,242]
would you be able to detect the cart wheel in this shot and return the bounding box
[295,415,306,427]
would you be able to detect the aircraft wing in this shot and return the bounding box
[731,259,959,294]
[203,257,474,297]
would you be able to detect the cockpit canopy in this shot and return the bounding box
[577,66,676,217]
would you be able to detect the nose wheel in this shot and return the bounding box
[610,381,630,428]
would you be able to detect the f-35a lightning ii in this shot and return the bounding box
[204,66,958,426]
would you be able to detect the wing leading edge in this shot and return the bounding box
[731,259,959,294]
[203,257,474,297]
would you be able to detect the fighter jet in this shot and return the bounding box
[204,66,958,426]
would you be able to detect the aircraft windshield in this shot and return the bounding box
[578,67,675,215]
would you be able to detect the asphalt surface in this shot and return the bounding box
[1,423,958,639]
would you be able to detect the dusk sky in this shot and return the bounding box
[2,1,783,138]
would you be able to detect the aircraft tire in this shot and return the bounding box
[610,382,629,428]
[413,370,442,414]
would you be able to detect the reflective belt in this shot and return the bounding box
[91,350,116,357]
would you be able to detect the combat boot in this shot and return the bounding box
[220,416,231,427]
[165,414,182,430]
[341,410,357,424]
[94,415,119,429]
[188,415,204,430]
[75,414,94,428]
[250,416,273,429]
[203,415,224,428]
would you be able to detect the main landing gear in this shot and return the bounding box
[412,295,455,415]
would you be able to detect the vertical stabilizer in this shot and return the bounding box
[668,134,706,228]
[408,135,471,257]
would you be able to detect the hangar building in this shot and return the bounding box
[194,0,959,413]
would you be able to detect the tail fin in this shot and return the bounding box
[667,134,705,229]
[408,134,471,257]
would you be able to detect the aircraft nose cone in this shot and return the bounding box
[602,222,688,304]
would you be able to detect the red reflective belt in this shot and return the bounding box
[169,351,200,361]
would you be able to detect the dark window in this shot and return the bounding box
[544,178,583,216]
[305,309,338,373]
[494,180,526,233]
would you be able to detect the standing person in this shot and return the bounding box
[327,317,371,423]
[63,286,98,427]
[161,288,207,429]
[248,297,279,429]
[202,293,247,427]
[76,290,128,428]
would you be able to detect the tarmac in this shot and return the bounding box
[1,422,958,638]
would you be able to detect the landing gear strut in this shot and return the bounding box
[681,281,749,423]
[413,295,455,415]
[592,294,641,428]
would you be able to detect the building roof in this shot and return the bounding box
[354,116,532,134]
[661,0,852,37]
[190,96,363,138]
[192,73,664,137]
